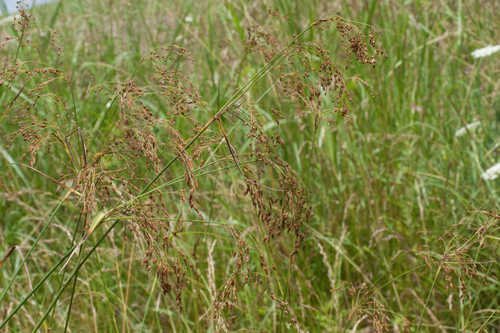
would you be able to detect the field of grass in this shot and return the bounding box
[0,0,499,331]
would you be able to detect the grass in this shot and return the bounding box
[0,0,499,332]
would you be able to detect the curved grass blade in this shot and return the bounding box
[0,143,29,187]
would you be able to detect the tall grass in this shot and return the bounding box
[0,0,499,331]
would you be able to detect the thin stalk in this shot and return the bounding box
[0,243,76,328]
[140,275,158,329]
[0,190,71,303]
[63,213,85,333]
[31,221,119,332]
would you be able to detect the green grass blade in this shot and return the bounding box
[0,243,75,328]
[31,220,120,332]
[0,190,70,303]
[0,144,29,187]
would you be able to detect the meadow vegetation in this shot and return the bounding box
[0,0,499,331]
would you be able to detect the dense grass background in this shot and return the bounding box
[0,0,499,331]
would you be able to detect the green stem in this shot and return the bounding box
[0,244,76,328]
[31,221,119,332]
[0,192,69,303]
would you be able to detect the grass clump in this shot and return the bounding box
[0,0,499,332]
